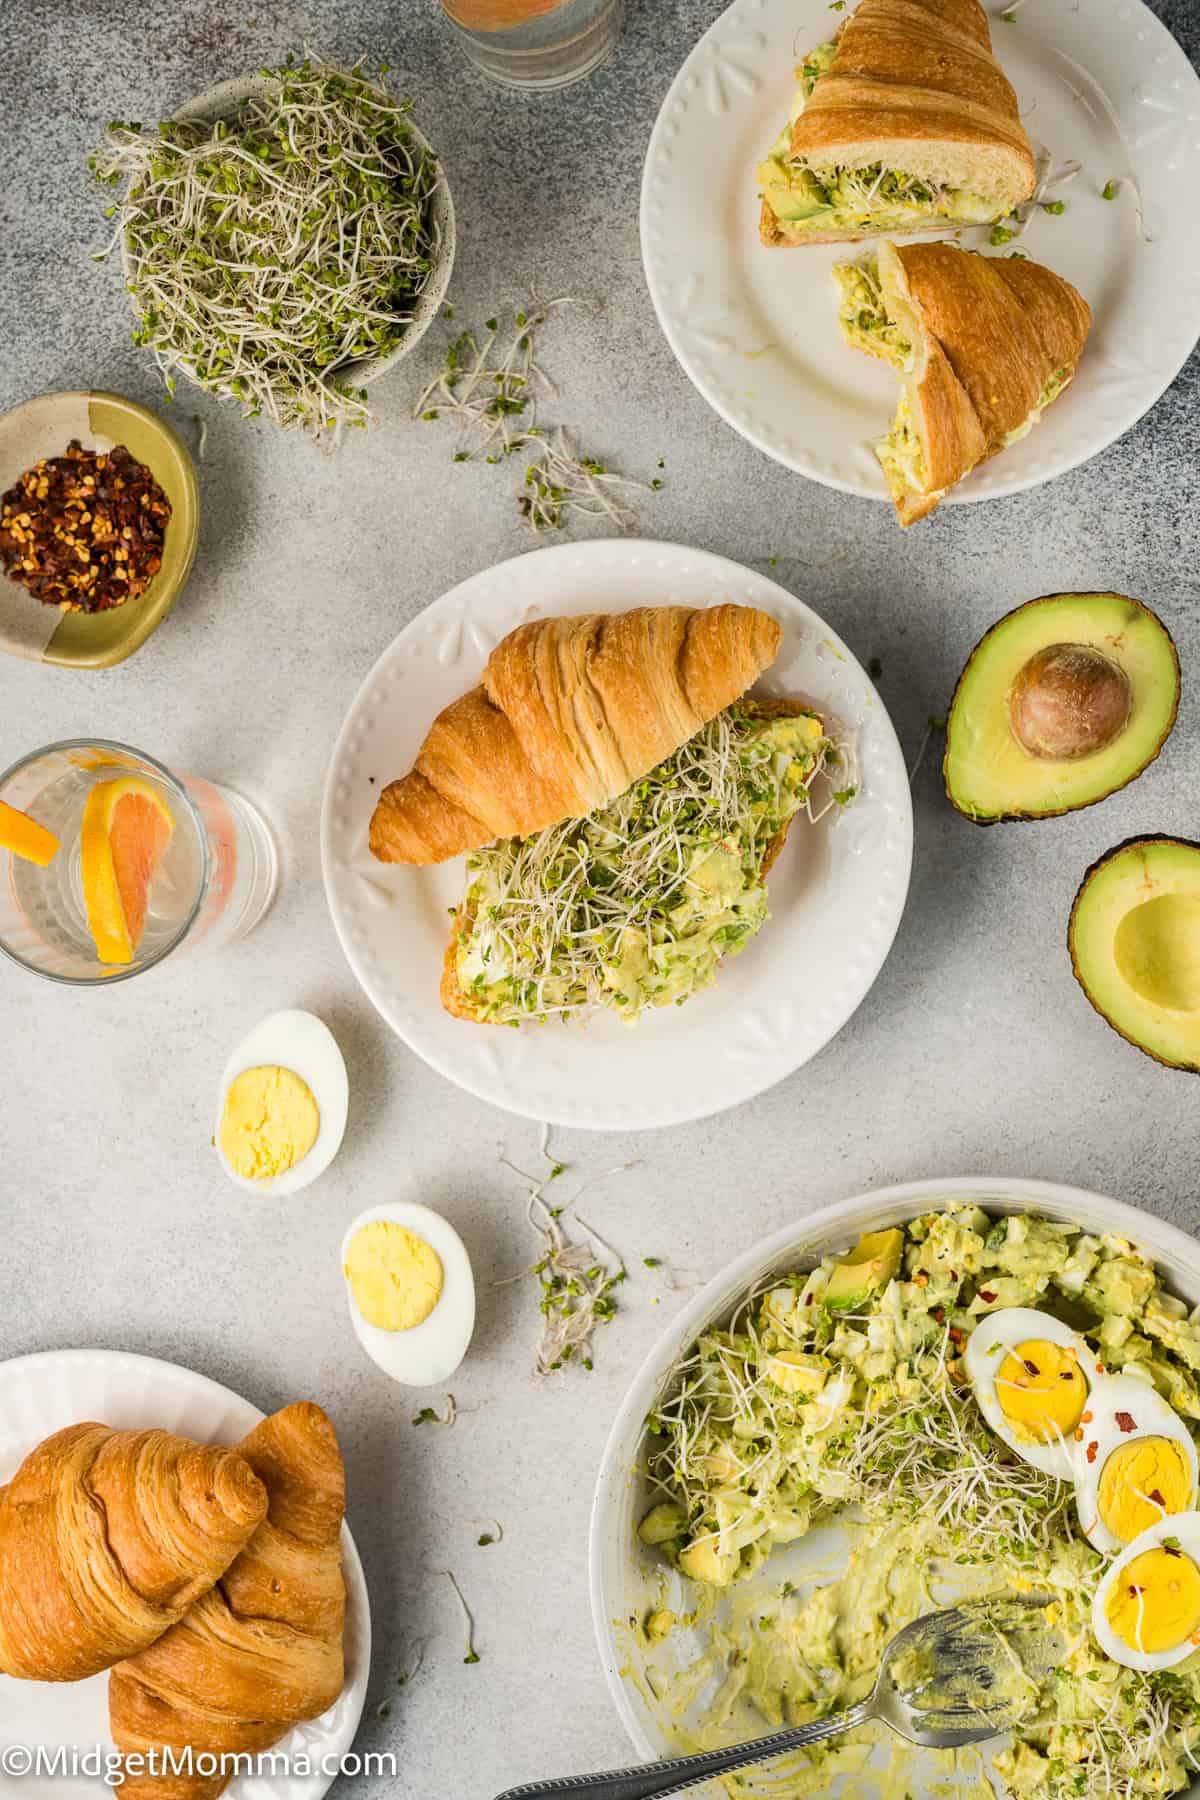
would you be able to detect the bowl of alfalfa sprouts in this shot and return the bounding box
[90,55,455,447]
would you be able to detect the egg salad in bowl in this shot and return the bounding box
[624,1205,1200,1800]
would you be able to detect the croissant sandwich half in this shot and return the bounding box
[758,0,1035,245]
[834,240,1091,525]
[369,605,841,1026]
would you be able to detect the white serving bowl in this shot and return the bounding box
[589,1175,1200,1780]
[119,74,455,398]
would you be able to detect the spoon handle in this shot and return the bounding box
[492,1701,875,1800]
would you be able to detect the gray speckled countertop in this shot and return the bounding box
[3,2,1200,1796]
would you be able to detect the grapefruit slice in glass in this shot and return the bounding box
[81,777,174,964]
[0,799,60,867]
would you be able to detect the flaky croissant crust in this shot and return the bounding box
[0,1424,267,1684]
[369,604,783,865]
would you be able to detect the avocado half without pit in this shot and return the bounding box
[944,593,1180,823]
[1071,840,1200,1073]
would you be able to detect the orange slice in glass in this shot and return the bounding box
[81,777,174,965]
[0,798,61,867]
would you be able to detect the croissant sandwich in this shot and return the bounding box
[109,1402,346,1800]
[834,239,1091,525]
[0,1424,267,1683]
[758,0,1035,245]
[369,605,841,1026]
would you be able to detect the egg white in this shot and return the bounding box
[215,1009,349,1196]
[1092,1511,1200,1671]
[341,1202,475,1387]
[1074,1372,1199,1553]
[964,1306,1100,1478]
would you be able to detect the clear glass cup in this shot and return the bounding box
[0,739,278,985]
[438,0,625,89]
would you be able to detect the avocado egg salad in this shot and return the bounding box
[636,1207,1200,1800]
[757,45,1002,243]
[446,703,844,1025]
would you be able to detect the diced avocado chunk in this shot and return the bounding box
[679,1537,740,1586]
[644,1608,677,1644]
[758,161,831,223]
[824,1227,904,1311]
[638,1501,686,1546]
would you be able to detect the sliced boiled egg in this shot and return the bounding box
[1092,1511,1200,1670]
[341,1202,475,1387]
[964,1306,1099,1478]
[215,1010,348,1196]
[1074,1372,1198,1553]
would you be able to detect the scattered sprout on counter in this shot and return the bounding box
[495,1134,637,1375]
[1103,179,1121,201]
[412,1395,457,1427]
[89,57,444,444]
[416,300,656,535]
[443,1570,481,1665]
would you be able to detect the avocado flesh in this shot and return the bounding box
[1071,839,1200,1072]
[758,162,831,222]
[824,1227,904,1310]
[944,593,1179,824]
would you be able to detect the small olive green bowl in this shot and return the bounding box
[0,390,200,669]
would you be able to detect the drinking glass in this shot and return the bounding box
[438,0,625,89]
[0,740,278,984]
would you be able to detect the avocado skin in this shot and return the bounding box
[943,592,1180,826]
[1068,835,1200,1075]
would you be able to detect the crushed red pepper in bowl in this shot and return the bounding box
[0,440,171,613]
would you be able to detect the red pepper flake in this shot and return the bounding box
[1115,1411,1137,1434]
[1086,1440,1098,1463]
[0,440,170,614]
[1081,1410,1094,1423]
[1149,1489,1166,1507]
[979,1290,997,1304]
[914,1272,929,1287]
[932,1306,946,1325]
[1022,1357,1041,1376]
[805,1292,814,1305]
[948,1326,965,1347]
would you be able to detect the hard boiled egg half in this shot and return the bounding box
[964,1306,1099,1478]
[341,1203,475,1386]
[1093,1511,1200,1670]
[1074,1372,1198,1554]
[215,1010,348,1196]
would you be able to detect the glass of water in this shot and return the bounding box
[439,0,625,89]
[0,740,278,985]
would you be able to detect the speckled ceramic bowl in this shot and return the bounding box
[0,391,199,668]
[119,73,455,402]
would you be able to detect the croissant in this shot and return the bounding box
[759,0,1035,246]
[834,240,1091,524]
[109,1402,346,1800]
[369,604,783,865]
[0,1423,267,1683]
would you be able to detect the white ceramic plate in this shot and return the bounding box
[320,539,913,1131]
[640,0,1200,507]
[589,1176,1200,1789]
[0,1349,370,1800]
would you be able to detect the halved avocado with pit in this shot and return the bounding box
[1070,838,1200,1072]
[944,593,1179,824]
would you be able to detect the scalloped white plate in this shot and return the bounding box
[0,1350,370,1800]
[320,539,912,1131]
[640,0,1200,508]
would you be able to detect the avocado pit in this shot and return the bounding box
[1008,643,1132,762]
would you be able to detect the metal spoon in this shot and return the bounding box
[494,1594,1060,1800]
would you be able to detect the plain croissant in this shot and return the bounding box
[109,1402,346,1800]
[369,603,783,864]
[0,1423,267,1683]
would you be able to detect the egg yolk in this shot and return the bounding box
[344,1221,444,1332]
[1105,1546,1200,1655]
[219,1065,320,1181]
[1098,1438,1193,1543]
[996,1338,1087,1444]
